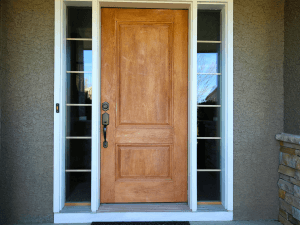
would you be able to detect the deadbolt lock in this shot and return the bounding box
[102,102,109,111]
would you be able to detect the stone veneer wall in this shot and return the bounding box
[276,133,300,225]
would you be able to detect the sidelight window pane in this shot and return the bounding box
[67,73,92,104]
[67,7,92,39]
[197,107,220,137]
[66,139,91,170]
[67,41,92,72]
[197,43,220,74]
[197,139,220,169]
[197,8,222,203]
[197,10,221,41]
[197,172,220,201]
[66,106,91,137]
[64,6,92,205]
[65,172,91,203]
[197,74,220,105]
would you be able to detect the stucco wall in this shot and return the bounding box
[0,0,54,223]
[0,0,3,186]
[0,0,286,223]
[233,0,284,220]
[284,0,300,135]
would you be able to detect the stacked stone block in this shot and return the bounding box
[277,140,300,225]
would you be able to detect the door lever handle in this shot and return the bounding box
[102,112,109,148]
[103,125,107,148]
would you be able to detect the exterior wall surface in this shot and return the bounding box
[0,0,54,224]
[0,3,3,214]
[233,0,284,220]
[284,0,300,135]
[0,0,3,185]
[0,0,285,223]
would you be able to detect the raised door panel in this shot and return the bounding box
[116,145,171,179]
[117,22,172,126]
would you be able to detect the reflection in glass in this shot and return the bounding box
[197,43,220,74]
[66,106,91,137]
[197,172,220,201]
[197,75,220,105]
[66,172,91,202]
[197,140,220,169]
[66,139,91,170]
[197,107,220,137]
[67,41,92,72]
[67,7,92,39]
[67,73,92,104]
[197,10,221,41]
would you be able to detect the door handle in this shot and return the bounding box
[102,112,109,148]
[102,102,109,148]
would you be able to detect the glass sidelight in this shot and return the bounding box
[197,9,222,203]
[65,6,92,205]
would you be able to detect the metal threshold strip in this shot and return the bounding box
[97,203,192,213]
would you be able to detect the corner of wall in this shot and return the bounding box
[284,0,300,135]
[0,0,4,222]
[0,0,3,181]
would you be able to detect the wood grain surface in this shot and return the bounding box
[100,8,188,203]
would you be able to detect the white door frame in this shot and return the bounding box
[53,0,233,220]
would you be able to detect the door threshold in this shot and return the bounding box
[97,203,191,212]
[59,203,227,213]
[55,204,232,223]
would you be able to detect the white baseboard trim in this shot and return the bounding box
[54,211,233,223]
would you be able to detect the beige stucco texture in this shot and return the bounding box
[0,0,54,223]
[233,0,284,220]
[0,0,286,223]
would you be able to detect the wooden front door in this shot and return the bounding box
[100,8,188,203]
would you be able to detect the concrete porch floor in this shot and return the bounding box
[14,220,281,225]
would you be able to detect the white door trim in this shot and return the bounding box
[53,0,233,219]
[54,211,233,223]
[91,0,101,212]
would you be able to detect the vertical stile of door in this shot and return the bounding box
[54,0,66,212]
[61,2,67,210]
[220,5,226,208]
[228,1,234,211]
[188,0,198,212]
[91,0,100,212]
[221,2,233,211]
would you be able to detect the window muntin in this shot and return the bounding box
[197,9,222,202]
[65,6,92,204]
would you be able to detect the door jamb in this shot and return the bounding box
[53,0,233,214]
